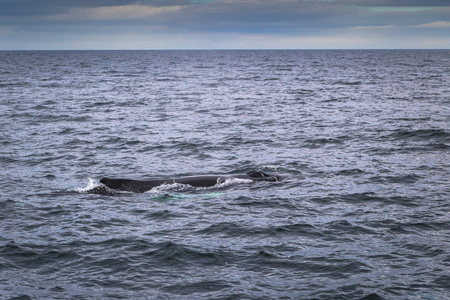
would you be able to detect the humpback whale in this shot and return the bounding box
[100,171,280,193]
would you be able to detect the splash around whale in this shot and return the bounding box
[99,171,281,193]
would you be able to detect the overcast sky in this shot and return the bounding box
[0,0,449,49]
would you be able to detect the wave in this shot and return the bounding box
[196,222,322,238]
[0,240,81,269]
[388,129,449,142]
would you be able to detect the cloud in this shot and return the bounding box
[337,0,449,6]
[0,1,207,15]
[0,0,448,49]
[353,18,450,29]
[1,0,448,29]
[415,21,450,28]
[50,5,183,21]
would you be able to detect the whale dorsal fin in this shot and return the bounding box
[246,171,270,178]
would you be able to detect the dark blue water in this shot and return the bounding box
[0,50,449,299]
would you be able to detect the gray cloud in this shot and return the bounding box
[0,0,448,49]
[4,0,447,27]
[1,0,448,17]
[338,0,449,6]
[0,0,201,16]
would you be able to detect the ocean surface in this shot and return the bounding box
[0,50,449,300]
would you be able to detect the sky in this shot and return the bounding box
[0,0,449,50]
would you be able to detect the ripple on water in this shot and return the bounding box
[0,50,449,300]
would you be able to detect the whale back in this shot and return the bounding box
[100,171,280,193]
[100,178,163,193]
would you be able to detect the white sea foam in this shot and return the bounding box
[74,178,100,193]
[261,165,283,172]
[214,177,253,188]
[146,177,253,193]
[149,182,195,193]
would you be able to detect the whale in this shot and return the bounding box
[100,171,280,193]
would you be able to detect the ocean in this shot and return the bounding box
[0,50,449,299]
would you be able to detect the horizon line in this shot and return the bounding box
[1,48,449,51]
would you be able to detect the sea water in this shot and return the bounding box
[0,50,449,299]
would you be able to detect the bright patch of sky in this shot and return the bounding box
[367,6,439,12]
